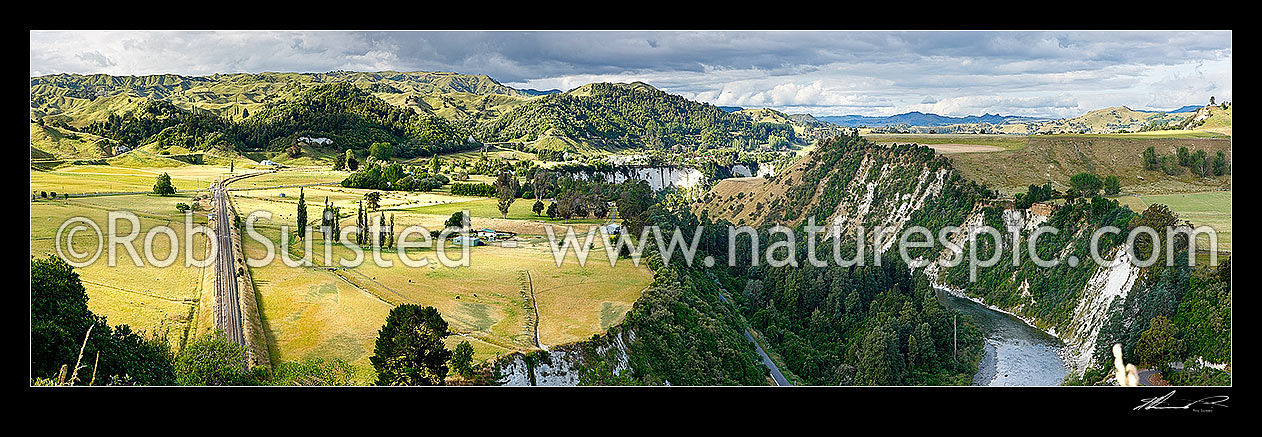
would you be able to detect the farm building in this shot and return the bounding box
[452,235,483,246]
[475,229,518,240]
[260,160,279,166]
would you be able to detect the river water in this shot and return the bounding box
[946,294,1069,386]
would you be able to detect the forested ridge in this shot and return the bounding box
[478,82,797,151]
[36,76,806,160]
[66,83,475,158]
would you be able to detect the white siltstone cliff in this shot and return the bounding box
[496,328,635,386]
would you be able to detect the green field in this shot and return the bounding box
[429,145,539,163]
[1040,130,1229,140]
[1116,191,1231,252]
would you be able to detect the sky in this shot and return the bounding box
[30,30,1232,118]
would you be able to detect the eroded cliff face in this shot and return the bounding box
[496,327,634,386]
[1063,246,1138,372]
[920,207,1140,376]
[821,155,950,250]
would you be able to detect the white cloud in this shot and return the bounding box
[29,30,1232,118]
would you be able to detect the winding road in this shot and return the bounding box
[709,273,792,386]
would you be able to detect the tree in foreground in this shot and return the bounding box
[1212,150,1229,176]
[449,341,475,380]
[153,172,175,196]
[31,255,175,385]
[1142,146,1160,171]
[370,305,453,385]
[320,197,340,241]
[333,153,346,171]
[370,142,394,161]
[175,331,255,385]
[444,211,468,230]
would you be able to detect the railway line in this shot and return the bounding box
[209,171,271,360]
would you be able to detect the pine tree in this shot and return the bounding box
[377,214,387,248]
[356,201,366,246]
[321,197,340,241]
[369,305,452,386]
[296,187,307,240]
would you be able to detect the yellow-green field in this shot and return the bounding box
[228,168,348,189]
[30,164,233,195]
[33,162,656,383]
[232,187,652,378]
[863,133,1029,151]
[1115,190,1231,252]
[30,193,212,346]
[404,196,607,225]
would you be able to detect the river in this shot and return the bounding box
[946,294,1069,386]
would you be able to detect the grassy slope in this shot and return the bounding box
[1115,191,1232,252]
[862,133,1029,151]
[30,123,112,159]
[947,135,1232,196]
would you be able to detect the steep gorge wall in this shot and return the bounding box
[920,206,1139,376]
[496,326,634,386]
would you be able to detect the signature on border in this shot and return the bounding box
[1135,390,1229,412]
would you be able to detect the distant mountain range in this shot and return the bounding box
[521,88,562,96]
[1134,105,1201,114]
[817,111,1048,128]
[810,105,1201,128]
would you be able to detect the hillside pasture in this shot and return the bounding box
[948,136,1231,196]
[864,133,1028,151]
[1117,191,1231,253]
